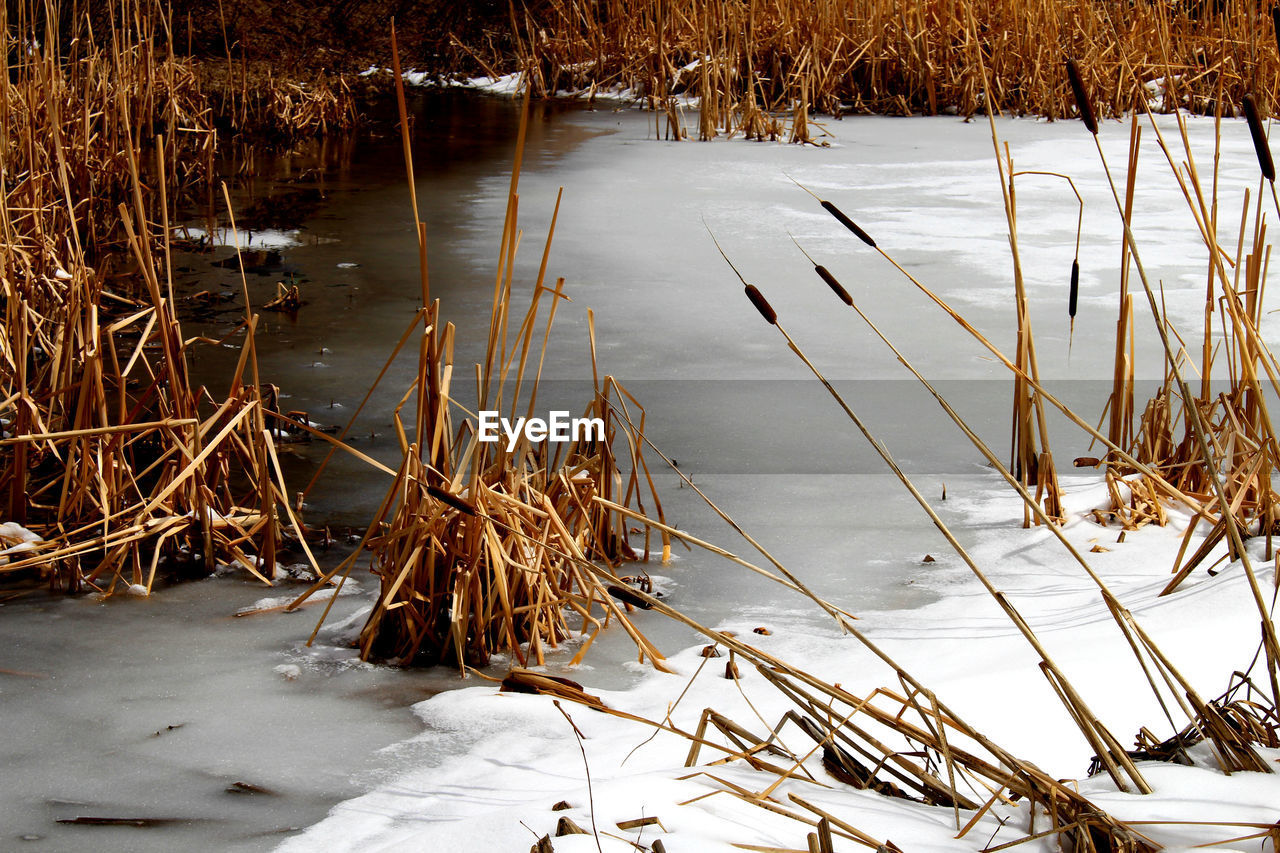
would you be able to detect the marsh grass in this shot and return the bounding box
[285,39,673,669]
[485,0,1280,141]
[0,0,357,594]
[535,46,1280,853]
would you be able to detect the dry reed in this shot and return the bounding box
[521,48,1280,851]
[290,43,673,670]
[0,0,338,594]
[477,0,1280,141]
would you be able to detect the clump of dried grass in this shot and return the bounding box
[288,49,672,670]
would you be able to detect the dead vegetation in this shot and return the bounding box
[509,54,1280,853]
[0,0,356,594]
[6,3,1280,848]
[285,36,674,670]
[483,0,1280,141]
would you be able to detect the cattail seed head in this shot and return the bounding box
[1065,58,1098,135]
[820,200,876,247]
[1243,94,1276,183]
[1069,260,1079,318]
[427,483,477,516]
[744,284,777,324]
[815,265,853,306]
[607,584,653,609]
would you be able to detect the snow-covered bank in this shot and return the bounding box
[279,468,1280,851]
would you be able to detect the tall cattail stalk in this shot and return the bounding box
[1069,58,1280,717]
[798,243,1270,774]
[724,257,1150,792]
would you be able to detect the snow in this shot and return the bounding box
[468,73,526,97]
[279,470,1280,852]
[0,521,43,564]
[361,66,436,87]
[173,226,335,250]
[274,104,1280,850]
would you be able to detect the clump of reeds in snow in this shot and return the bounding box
[476,0,1280,140]
[526,60,1280,853]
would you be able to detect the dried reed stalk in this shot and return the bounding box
[291,54,672,670]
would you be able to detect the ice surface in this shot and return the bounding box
[267,99,1280,851]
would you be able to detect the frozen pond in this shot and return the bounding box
[6,89,1276,850]
[0,573,465,851]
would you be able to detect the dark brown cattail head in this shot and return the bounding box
[607,584,653,609]
[815,265,853,306]
[1065,58,1098,135]
[1243,94,1277,183]
[820,200,876,247]
[1273,5,1280,58]
[427,483,477,516]
[744,284,777,324]
[1069,260,1079,318]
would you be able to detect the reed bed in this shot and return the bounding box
[488,0,1280,141]
[197,60,360,141]
[0,0,343,593]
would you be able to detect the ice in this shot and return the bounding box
[140,92,1280,849]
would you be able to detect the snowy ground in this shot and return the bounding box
[272,98,1280,852]
[280,471,1280,852]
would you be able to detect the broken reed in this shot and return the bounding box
[0,0,335,592]
[524,554,1277,852]
[488,0,1280,141]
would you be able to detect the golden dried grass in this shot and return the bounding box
[489,0,1280,139]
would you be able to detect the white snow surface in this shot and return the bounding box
[173,226,324,249]
[276,108,1280,851]
[0,521,43,563]
[279,471,1280,852]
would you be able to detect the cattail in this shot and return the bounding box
[427,483,477,516]
[607,584,653,609]
[815,265,853,305]
[1068,258,1079,354]
[1069,260,1079,318]
[744,284,777,324]
[1242,94,1276,183]
[1273,5,1280,58]
[820,200,877,247]
[1065,58,1098,135]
